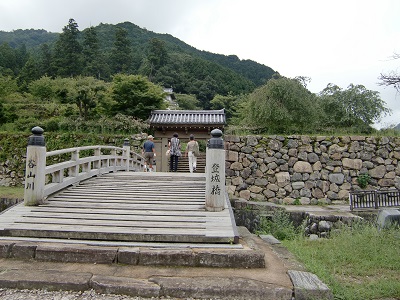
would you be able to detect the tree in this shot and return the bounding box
[15,44,28,72]
[82,26,106,79]
[52,18,83,77]
[294,76,311,88]
[237,76,319,133]
[378,53,400,92]
[38,43,53,77]
[319,83,391,131]
[0,43,17,75]
[70,76,107,119]
[175,93,200,110]
[0,101,6,124]
[0,75,18,98]
[18,56,40,91]
[109,27,132,74]
[210,94,241,122]
[111,74,166,119]
[28,76,55,101]
[144,38,168,81]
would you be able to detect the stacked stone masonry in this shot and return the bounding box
[225,135,400,205]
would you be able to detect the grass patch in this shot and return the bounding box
[0,186,24,199]
[282,222,400,300]
[256,209,298,240]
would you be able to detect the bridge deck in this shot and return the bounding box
[0,172,238,244]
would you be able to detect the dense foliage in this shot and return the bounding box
[234,76,393,134]
[0,20,266,106]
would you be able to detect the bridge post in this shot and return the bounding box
[123,138,131,171]
[24,126,46,206]
[205,129,226,212]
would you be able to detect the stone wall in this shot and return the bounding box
[225,135,400,205]
[1,198,23,211]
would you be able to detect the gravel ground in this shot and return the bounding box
[0,288,199,300]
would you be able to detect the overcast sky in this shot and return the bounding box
[1,0,399,128]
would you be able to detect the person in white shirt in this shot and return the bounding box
[185,134,199,173]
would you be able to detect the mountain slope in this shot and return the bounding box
[0,21,276,87]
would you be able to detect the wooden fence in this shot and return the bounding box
[349,190,400,210]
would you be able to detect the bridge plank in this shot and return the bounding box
[28,207,211,217]
[1,172,238,243]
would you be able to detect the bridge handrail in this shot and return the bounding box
[46,145,124,157]
[24,127,146,206]
[43,145,145,198]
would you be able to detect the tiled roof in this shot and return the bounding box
[149,109,226,126]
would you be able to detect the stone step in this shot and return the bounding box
[0,229,265,269]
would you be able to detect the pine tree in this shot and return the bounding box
[38,44,53,77]
[52,18,83,77]
[82,26,105,79]
[109,27,133,74]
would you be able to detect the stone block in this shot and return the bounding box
[288,270,333,300]
[0,241,14,258]
[139,249,195,266]
[151,276,292,300]
[0,269,91,291]
[9,242,37,259]
[259,234,281,245]
[91,275,160,298]
[195,250,265,268]
[35,244,117,264]
[377,209,400,229]
[117,247,140,265]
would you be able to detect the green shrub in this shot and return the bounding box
[256,209,297,240]
[357,173,371,188]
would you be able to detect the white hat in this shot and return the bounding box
[148,135,154,139]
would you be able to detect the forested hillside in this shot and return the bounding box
[0,20,275,108]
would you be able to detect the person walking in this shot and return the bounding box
[185,134,199,173]
[168,132,181,172]
[142,135,156,172]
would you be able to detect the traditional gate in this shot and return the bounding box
[148,109,226,172]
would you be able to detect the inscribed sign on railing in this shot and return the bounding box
[205,129,225,212]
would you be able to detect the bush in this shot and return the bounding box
[357,173,371,188]
[256,209,297,240]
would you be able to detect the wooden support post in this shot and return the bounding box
[205,129,225,212]
[24,126,46,206]
[123,138,130,171]
[70,149,79,177]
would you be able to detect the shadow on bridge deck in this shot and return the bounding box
[0,172,238,245]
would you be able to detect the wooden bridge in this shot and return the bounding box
[0,127,238,245]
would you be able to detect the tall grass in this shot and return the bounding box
[0,186,24,199]
[283,222,400,300]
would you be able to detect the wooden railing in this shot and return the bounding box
[349,190,400,210]
[24,126,145,206]
[44,145,144,198]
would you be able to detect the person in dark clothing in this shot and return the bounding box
[168,132,181,172]
[142,135,156,171]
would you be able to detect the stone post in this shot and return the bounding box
[24,126,46,206]
[205,129,225,212]
[123,138,131,171]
